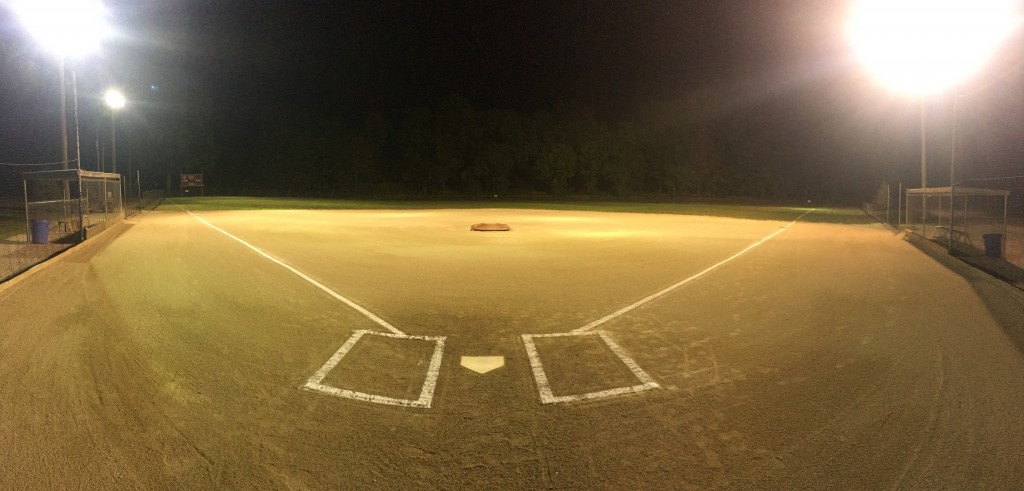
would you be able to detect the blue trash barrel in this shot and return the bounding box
[982,233,1002,258]
[30,219,50,244]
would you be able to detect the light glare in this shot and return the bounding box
[103,89,126,110]
[7,0,112,57]
[848,0,1022,95]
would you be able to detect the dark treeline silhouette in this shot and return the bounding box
[152,91,889,204]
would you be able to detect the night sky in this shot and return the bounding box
[119,1,859,121]
[1,1,1022,202]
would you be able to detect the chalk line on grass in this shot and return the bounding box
[185,210,405,336]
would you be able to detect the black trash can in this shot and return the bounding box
[982,233,1002,258]
[30,219,50,244]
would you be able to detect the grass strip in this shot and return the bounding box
[160,196,873,224]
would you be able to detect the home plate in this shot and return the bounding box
[461,356,505,374]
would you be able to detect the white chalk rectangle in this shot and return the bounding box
[522,330,659,404]
[303,330,446,408]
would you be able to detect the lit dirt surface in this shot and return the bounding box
[2,208,1024,489]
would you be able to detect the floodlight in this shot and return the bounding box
[103,89,126,110]
[7,0,112,57]
[101,88,125,173]
[848,0,1021,95]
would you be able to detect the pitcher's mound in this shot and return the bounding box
[471,223,511,232]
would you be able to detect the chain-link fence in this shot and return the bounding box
[2,165,77,282]
[140,189,165,210]
[1,162,61,236]
[125,177,141,218]
[80,173,124,236]
[905,187,1009,258]
[3,163,65,281]
[863,181,905,230]
[125,187,164,218]
[1,167,123,282]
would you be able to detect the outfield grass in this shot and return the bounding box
[160,196,874,224]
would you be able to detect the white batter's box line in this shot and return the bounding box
[303,330,446,409]
[521,331,660,405]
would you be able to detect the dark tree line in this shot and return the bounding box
[148,91,883,203]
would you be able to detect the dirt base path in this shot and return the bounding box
[1,209,1023,489]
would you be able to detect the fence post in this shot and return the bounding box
[23,180,30,243]
[1004,194,1009,259]
[886,182,891,226]
[897,183,902,227]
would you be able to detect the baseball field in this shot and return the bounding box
[2,199,1023,489]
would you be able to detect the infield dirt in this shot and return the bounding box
[2,208,1023,489]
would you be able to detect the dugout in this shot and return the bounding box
[905,186,1008,257]
[22,169,123,243]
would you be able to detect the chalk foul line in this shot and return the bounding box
[572,208,815,333]
[185,210,405,336]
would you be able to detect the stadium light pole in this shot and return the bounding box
[847,0,1021,238]
[103,89,126,174]
[8,0,112,187]
[10,0,112,240]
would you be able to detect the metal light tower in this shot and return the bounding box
[847,0,1021,236]
[10,0,113,239]
[9,0,112,168]
[103,89,126,174]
